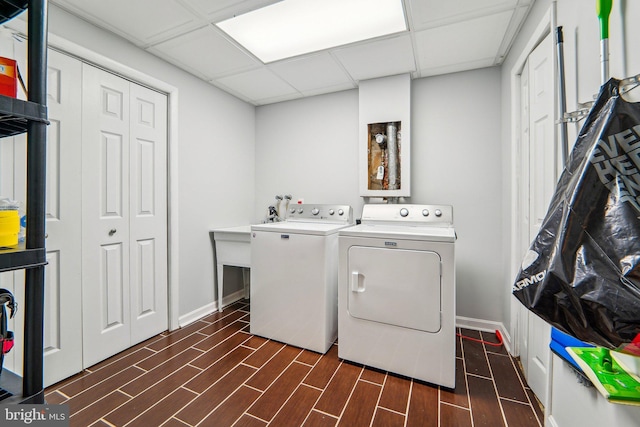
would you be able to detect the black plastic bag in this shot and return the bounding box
[513,78,640,349]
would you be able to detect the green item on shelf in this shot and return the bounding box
[567,347,640,406]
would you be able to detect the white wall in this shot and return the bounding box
[43,5,257,318]
[255,67,505,323]
[500,0,640,335]
[254,90,361,219]
[411,68,503,322]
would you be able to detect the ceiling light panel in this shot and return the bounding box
[216,0,407,63]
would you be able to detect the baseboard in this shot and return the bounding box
[221,289,246,310]
[178,302,217,328]
[178,289,247,328]
[456,316,512,354]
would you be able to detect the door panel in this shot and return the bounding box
[82,64,132,367]
[42,49,84,386]
[347,246,441,332]
[129,83,168,343]
[516,32,554,406]
[529,34,556,239]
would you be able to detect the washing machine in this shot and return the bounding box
[338,204,456,387]
[250,204,353,354]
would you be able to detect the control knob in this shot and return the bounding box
[400,208,409,217]
[338,209,344,216]
[311,208,320,215]
[422,209,429,217]
[290,208,296,214]
[298,208,304,214]
[329,209,335,215]
[435,209,442,217]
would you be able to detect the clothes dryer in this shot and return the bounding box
[338,204,456,387]
[251,204,353,354]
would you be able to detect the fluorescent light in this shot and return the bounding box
[216,0,407,63]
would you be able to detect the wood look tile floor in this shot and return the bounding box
[45,301,544,427]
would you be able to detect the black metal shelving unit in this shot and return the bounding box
[0,0,48,404]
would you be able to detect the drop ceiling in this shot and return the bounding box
[49,0,534,106]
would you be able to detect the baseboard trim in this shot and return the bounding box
[178,290,247,328]
[221,289,246,311]
[178,302,217,328]
[456,316,512,354]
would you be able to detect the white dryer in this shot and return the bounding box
[338,204,456,387]
[251,204,353,354]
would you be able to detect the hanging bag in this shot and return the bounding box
[0,288,16,374]
[513,78,640,349]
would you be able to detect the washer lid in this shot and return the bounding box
[339,223,456,242]
[252,221,352,236]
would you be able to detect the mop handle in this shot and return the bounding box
[596,0,613,84]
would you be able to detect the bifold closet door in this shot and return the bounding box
[129,82,168,345]
[81,64,168,368]
[42,49,83,386]
[0,46,85,385]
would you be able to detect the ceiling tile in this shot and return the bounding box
[215,68,299,103]
[332,34,416,82]
[268,53,354,93]
[419,58,497,78]
[300,83,358,98]
[52,0,203,45]
[150,26,260,78]
[414,11,513,71]
[408,0,519,30]
[183,0,283,22]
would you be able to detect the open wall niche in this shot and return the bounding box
[367,121,402,191]
[359,74,410,197]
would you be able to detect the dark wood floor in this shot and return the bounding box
[45,300,544,427]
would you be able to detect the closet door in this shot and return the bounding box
[43,49,83,386]
[0,44,84,385]
[81,64,133,367]
[129,83,168,343]
[81,64,168,367]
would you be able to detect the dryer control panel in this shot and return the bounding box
[360,204,453,226]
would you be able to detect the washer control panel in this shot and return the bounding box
[360,204,453,225]
[287,204,353,223]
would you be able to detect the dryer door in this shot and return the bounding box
[347,246,441,332]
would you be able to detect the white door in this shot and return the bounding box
[516,32,555,406]
[128,82,168,344]
[81,64,132,366]
[82,64,168,367]
[0,44,85,385]
[43,49,84,386]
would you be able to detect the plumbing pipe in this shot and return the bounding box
[387,122,399,190]
[283,195,292,219]
[275,195,283,218]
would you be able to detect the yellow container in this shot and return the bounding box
[0,209,19,247]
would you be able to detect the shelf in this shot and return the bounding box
[0,368,44,403]
[0,95,48,138]
[0,1,27,25]
[0,243,46,272]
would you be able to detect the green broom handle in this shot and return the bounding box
[597,0,613,83]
